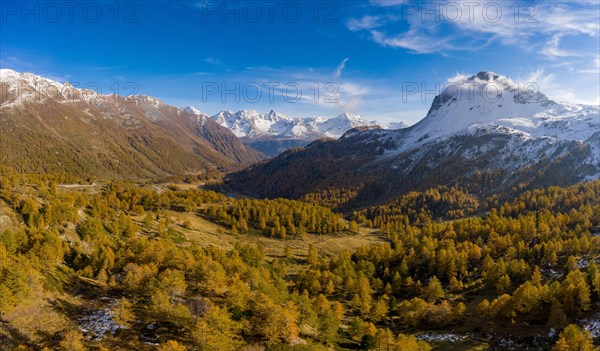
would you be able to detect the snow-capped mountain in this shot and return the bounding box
[209,109,314,139]
[204,109,383,139]
[183,106,203,116]
[228,71,600,208]
[347,71,600,161]
[184,106,406,156]
[382,121,408,130]
[313,112,377,138]
[183,106,407,156]
[189,107,409,139]
[403,71,598,149]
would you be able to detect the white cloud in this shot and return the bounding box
[518,69,555,88]
[349,0,599,58]
[0,56,37,71]
[203,57,222,65]
[580,55,600,74]
[339,82,369,96]
[334,58,349,78]
[211,62,374,115]
[368,0,408,7]
[515,68,599,105]
[370,29,456,53]
[347,15,384,31]
[541,35,576,58]
[336,82,370,113]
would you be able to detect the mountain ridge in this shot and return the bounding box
[226,71,600,209]
[185,106,408,156]
[0,69,264,179]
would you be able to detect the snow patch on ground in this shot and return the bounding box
[78,308,125,340]
[580,318,600,338]
[417,332,471,342]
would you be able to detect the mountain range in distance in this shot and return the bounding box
[185,108,408,156]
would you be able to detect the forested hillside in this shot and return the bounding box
[1,174,599,350]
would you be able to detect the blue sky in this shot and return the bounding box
[1,0,599,124]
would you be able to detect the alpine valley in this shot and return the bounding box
[2,69,600,351]
[5,0,600,348]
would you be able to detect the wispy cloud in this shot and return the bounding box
[203,57,222,65]
[334,58,349,78]
[83,65,124,71]
[515,68,598,105]
[541,35,575,58]
[0,55,73,82]
[191,61,376,115]
[244,65,280,72]
[368,0,408,7]
[0,56,37,70]
[347,15,384,31]
[337,81,370,112]
[580,55,600,74]
[370,29,456,54]
[347,0,600,58]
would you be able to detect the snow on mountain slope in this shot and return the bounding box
[314,112,376,138]
[0,69,169,113]
[186,105,410,156]
[183,106,203,116]
[343,72,600,179]
[227,72,600,205]
[1,68,64,95]
[202,108,389,140]
[1,68,105,106]
[211,110,286,138]
[387,71,600,154]
[383,121,408,130]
